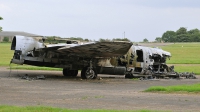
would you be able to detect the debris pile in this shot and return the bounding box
[125,65,197,79]
[21,74,45,81]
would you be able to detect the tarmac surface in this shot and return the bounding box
[0,67,200,112]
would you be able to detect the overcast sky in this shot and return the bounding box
[1,0,200,42]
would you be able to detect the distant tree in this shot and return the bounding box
[99,38,105,42]
[46,36,56,41]
[0,16,3,31]
[155,37,162,43]
[84,38,89,42]
[161,31,176,42]
[3,37,9,42]
[187,28,200,35]
[99,38,111,42]
[46,36,61,43]
[176,27,187,35]
[176,34,190,42]
[188,29,200,42]
[69,37,83,41]
[112,38,130,42]
[175,27,189,42]
[190,33,200,42]
[143,38,149,43]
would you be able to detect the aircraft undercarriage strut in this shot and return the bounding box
[81,60,97,79]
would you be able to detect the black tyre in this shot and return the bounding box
[68,70,78,77]
[63,68,68,76]
[63,69,78,77]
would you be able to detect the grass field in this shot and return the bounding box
[0,42,200,74]
[171,64,200,75]
[0,43,14,66]
[161,43,200,64]
[144,83,200,93]
[0,105,168,112]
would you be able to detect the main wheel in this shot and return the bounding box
[81,67,97,79]
[69,70,78,77]
[73,70,78,77]
[63,69,78,77]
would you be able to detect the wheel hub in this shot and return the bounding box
[85,69,95,79]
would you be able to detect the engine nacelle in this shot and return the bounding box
[10,36,44,64]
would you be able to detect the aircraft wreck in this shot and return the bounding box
[10,35,196,79]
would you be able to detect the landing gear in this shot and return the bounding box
[81,60,97,79]
[81,67,97,79]
[63,68,78,77]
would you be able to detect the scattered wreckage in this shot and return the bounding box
[21,74,45,81]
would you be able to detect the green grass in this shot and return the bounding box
[173,64,200,75]
[0,43,14,66]
[144,83,200,93]
[0,105,169,112]
[161,43,200,64]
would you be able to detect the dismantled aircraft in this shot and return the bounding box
[10,35,132,79]
[10,35,196,79]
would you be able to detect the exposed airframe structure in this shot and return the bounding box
[97,45,196,79]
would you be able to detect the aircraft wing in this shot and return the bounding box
[50,42,132,58]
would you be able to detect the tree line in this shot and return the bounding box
[45,37,131,43]
[99,38,130,42]
[155,27,200,42]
